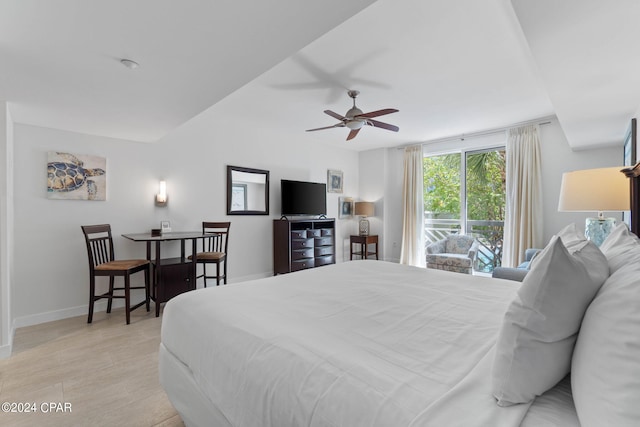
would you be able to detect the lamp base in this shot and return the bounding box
[359,218,370,236]
[585,217,616,247]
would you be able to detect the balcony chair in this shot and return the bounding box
[189,222,231,287]
[426,234,480,274]
[491,248,542,282]
[81,224,150,324]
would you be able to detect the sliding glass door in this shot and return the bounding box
[424,147,505,272]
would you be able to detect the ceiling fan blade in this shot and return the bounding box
[366,118,399,132]
[357,108,399,119]
[346,128,361,141]
[324,110,346,121]
[306,123,344,132]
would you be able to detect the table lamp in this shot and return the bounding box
[558,166,630,246]
[354,201,375,236]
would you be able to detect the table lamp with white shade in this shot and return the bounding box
[354,201,375,236]
[558,166,630,246]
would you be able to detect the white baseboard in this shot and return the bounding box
[0,322,14,359]
[13,299,124,329]
[0,343,11,359]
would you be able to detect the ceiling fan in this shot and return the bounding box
[306,90,399,141]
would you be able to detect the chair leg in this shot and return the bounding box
[203,263,208,288]
[107,276,115,313]
[88,276,96,324]
[223,259,227,285]
[145,267,150,312]
[124,274,131,325]
[216,262,221,286]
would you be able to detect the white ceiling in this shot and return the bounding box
[1,0,639,151]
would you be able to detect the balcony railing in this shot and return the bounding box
[425,217,504,273]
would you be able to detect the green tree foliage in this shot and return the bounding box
[423,150,505,221]
[423,153,461,218]
[466,150,505,221]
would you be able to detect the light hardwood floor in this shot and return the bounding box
[0,308,184,427]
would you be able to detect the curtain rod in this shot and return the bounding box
[396,115,556,150]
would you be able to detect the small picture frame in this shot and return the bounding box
[161,220,171,233]
[327,169,343,193]
[339,197,354,219]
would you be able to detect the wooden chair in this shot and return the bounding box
[189,222,230,287]
[81,224,150,324]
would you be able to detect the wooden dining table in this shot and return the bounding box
[122,231,209,316]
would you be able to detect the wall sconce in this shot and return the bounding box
[155,180,168,206]
[354,201,375,236]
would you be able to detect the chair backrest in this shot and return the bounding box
[201,222,231,254]
[81,224,115,272]
[445,234,475,254]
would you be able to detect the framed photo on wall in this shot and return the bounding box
[623,118,636,228]
[339,197,354,218]
[327,169,343,193]
[624,118,637,167]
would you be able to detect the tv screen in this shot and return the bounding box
[281,180,327,216]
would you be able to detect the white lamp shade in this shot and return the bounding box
[558,167,629,212]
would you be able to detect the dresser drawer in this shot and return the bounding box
[291,238,314,250]
[291,258,315,272]
[320,228,333,237]
[291,230,307,239]
[292,248,314,260]
[315,255,335,267]
[315,237,333,247]
[306,229,321,238]
[315,245,334,257]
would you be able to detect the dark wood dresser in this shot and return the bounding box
[273,218,336,274]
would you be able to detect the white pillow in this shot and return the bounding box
[555,222,586,249]
[572,264,640,426]
[598,222,640,273]
[491,234,608,406]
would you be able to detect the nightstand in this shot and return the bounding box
[350,235,379,260]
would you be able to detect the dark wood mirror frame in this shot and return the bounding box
[226,165,270,215]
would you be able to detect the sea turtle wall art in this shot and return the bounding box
[47,151,107,200]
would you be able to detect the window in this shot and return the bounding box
[424,146,506,272]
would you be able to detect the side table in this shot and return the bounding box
[350,235,379,260]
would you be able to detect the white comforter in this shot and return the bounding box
[160,261,556,426]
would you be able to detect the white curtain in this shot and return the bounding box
[400,145,425,267]
[503,125,543,267]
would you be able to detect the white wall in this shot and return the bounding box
[357,149,386,259]
[0,102,13,358]
[10,91,359,327]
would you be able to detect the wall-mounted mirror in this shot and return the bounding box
[227,165,270,215]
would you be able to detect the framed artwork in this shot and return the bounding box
[624,118,637,167]
[327,169,343,193]
[47,151,106,200]
[339,197,354,219]
[623,118,636,228]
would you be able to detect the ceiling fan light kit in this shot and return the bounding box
[306,90,399,140]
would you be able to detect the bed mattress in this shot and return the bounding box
[160,260,579,426]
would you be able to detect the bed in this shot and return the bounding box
[161,247,630,427]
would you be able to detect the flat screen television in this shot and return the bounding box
[281,179,327,216]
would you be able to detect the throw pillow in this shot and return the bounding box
[598,222,640,274]
[491,234,608,406]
